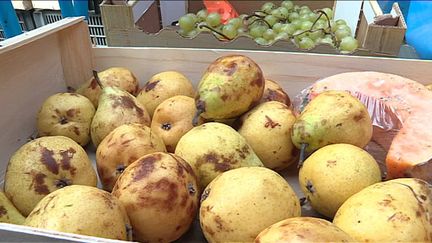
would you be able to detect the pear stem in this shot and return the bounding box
[92,70,104,89]
[298,143,308,168]
[192,108,203,127]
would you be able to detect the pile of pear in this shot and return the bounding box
[1,55,431,243]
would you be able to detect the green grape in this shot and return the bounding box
[335,29,351,41]
[298,37,315,49]
[272,22,283,33]
[255,37,269,45]
[293,30,307,42]
[299,8,311,16]
[299,14,310,22]
[281,23,296,35]
[340,36,358,52]
[281,1,294,11]
[264,15,278,27]
[188,29,199,37]
[206,13,221,27]
[313,22,325,31]
[321,8,334,20]
[238,28,246,35]
[276,32,289,40]
[300,21,313,31]
[300,6,311,12]
[228,17,242,29]
[197,9,208,21]
[261,2,276,14]
[308,29,324,41]
[336,19,347,26]
[293,5,301,12]
[320,37,335,47]
[288,12,300,22]
[177,29,188,37]
[222,24,238,39]
[263,29,276,40]
[178,28,198,38]
[336,24,351,33]
[179,15,195,32]
[249,25,266,38]
[291,19,302,29]
[314,19,326,28]
[278,7,289,19]
[308,12,319,22]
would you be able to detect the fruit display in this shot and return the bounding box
[177,1,359,53]
[1,53,432,243]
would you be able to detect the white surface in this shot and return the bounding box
[334,0,363,35]
[131,0,154,23]
[159,0,187,27]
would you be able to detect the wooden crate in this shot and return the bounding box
[101,0,406,56]
[0,17,431,242]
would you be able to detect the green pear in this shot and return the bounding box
[175,122,263,189]
[0,191,25,224]
[25,185,132,241]
[291,90,372,154]
[194,55,265,122]
[91,86,151,147]
[37,93,95,146]
[76,67,139,108]
[4,136,97,216]
[238,101,297,170]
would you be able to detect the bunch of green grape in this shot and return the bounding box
[177,1,358,53]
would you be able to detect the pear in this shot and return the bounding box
[76,67,139,107]
[426,84,432,91]
[238,101,297,170]
[37,93,95,146]
[175,122,263,189]
[291,90,372,155]
[90,77,151,147]
[136,71,195,117]
[112,152,199,242]
[194,55,265,122]
[151,95,204,152]
[0,191,25,224]
[25,185,131,241]
[96,123,166,191]
[260,79,291,107]
[4,136,97,216]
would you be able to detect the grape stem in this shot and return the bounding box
[248,18,272,28]
[198,24,233,41]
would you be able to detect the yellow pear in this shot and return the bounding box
[37,93,95,146]
[112,152,199,242]
[96,123,166,191]
[136,71,195,117]
[25,185,131,240]
[200,167,301,243]
[175,122,263,189]
[260,79,291,106]
[4,136,97,216]
[238,101,297,170]
[76,67,139,107]
[151,95,204,152]
[0,191,25,224]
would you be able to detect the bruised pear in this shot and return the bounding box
[91,85,151,147]
[37,93,95,146]
[194,55,264,122]
[76,67,139,107]
[255,217,354,243]
[136,71,195,117]
[0,191,25,224]
[291,90,372,153]
[238,101,297,170]
[112,152,199,242]
[261,79,291,106]
[175,122,263,189]
[4,136,97,216]
[96,123,166,191]
[151,95,204,152]
[25,185,131,240]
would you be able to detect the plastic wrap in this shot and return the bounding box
[291,72,432,181]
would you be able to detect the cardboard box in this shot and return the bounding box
[101,0,406,56]
[1,17,431,242]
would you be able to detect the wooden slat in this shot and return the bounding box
[93,47,432,99]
